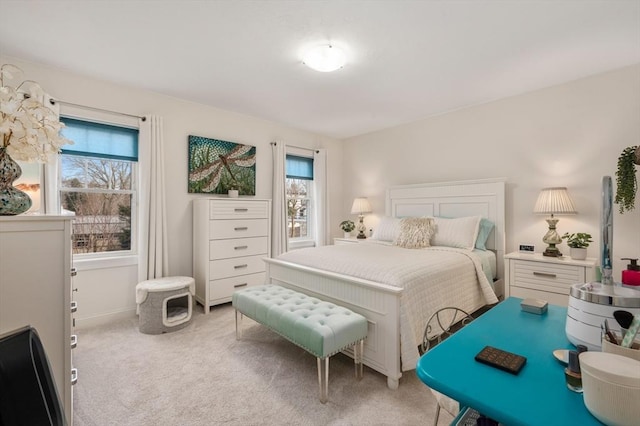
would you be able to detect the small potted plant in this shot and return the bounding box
[340,220,355,238]
[562,232,593,260]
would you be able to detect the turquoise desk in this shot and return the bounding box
[416,297,602,426]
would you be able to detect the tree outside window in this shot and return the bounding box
[60,155,135,254]
[286,178,311,239]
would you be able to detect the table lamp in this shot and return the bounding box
[534,187,577,257]
[351,197,372,239]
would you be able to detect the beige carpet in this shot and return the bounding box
[72,303,453,426]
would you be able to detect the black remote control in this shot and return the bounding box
[474,346,526,375]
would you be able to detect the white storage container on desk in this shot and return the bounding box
[193,198,271,313]
[580,352,640,426]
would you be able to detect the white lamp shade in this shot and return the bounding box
[534,187,577,215]
[351,197,372,214]
[302,45,346,72]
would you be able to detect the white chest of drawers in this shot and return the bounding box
[0,216,74,423]
[504,252,597,306]
[193,199,271,313]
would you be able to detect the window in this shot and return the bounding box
[59,117,138,255]
[286,154,313,244]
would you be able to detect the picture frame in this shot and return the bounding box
[188,135,256,195]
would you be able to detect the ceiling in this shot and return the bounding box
[1,1,639,139]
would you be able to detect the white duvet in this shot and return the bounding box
[276,243,499,371]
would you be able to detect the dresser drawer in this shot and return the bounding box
[209,237,268,260]
[209,200,269,220]
[209,255,266,280]
[209,219,268,240]
[209,272,266,302]
[511,260,584,295]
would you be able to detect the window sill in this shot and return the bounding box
[74,255,138,271]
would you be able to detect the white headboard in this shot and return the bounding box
[385,178,506,279]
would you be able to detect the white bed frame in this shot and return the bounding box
[264,178,505,389]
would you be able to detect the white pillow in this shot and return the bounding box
[432,216,482,250]
[394,217,434,249]
[371,216,401,241]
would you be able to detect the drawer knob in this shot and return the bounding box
[234,208,249,212]
[234,245,248,250]
[234,264,248,269]
[234,227,248,231]
[234,283,248,288]
[533,271,557,278]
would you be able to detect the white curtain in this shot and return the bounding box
[313,149,328,246]
[43,94,60,214]
[271,142,288,257]
[138,115,168,281]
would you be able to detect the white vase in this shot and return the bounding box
[343,231,351,238]
[570,247,587,260]
[228,189,239,198]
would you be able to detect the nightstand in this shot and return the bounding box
[333,237,362,245]
[504,252,597,306]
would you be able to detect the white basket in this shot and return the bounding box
[581,352,640,426]
[602,336,640,362]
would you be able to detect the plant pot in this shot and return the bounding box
[343,231,351,238]
[228,189,239,198]
[570,247,587,260]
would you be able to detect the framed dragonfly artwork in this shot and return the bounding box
[188,135,256,195]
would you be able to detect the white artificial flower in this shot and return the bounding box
[1,64,72,163]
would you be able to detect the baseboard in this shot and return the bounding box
[75,308,137,330]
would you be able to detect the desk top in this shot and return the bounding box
[416,298,601,426]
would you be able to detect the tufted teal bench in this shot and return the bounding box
[232,285,368,403]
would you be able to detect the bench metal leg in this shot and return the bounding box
[235,309,243,340]
[354,339,364,380]
[317,356,329,404]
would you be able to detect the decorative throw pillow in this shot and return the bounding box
[432,216,481,250]
[475,218,495,251]
[394,217,434,249]
[372,216,401,241]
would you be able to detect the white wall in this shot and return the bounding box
[5,53,638,325]
[1,55,344,327]
[342,64,640,281]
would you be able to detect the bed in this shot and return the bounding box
[264,178,506,389]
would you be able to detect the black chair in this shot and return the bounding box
[0,326,66,426]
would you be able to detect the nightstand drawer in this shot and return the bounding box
[505,252,596,306]
[511,260,583,295]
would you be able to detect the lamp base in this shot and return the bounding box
[356,214,367,239]
[542,217,563,257]
[542,245,563,257]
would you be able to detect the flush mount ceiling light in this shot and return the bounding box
[302,44,346,72]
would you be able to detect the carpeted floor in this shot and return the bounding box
[72,303,453,425]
